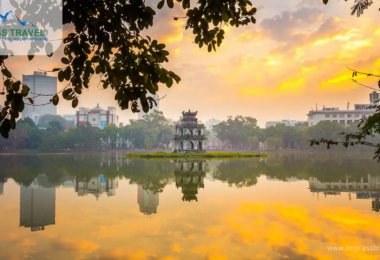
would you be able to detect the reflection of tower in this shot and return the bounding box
[20,184,56,232]
[175,160,206,202]
[75,174,119,199]
[137,185,159,215]
[372,198,380,212]
[0,182,3,195]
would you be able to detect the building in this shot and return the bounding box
[137,186,159,215]
[205,118,221,131]
[174,110,206,153]
[138,93,159,120]
[20,183,56,232]
[265,120,307,128]
[307,91,379,127]
[76,104,118,129]
[22,72,57,123]
[75,174,119,199]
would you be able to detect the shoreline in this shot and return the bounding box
[125,151,268,159]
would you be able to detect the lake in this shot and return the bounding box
[0,153,379,259]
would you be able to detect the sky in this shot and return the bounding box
[3,0,380,127]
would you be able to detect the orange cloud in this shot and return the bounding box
[236,29,262,42]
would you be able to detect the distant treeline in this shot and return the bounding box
[1,113,378,152]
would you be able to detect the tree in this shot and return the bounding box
[213,116,258,148]
[123,111,174,149]
[266,137,283,150]
[103,124,119,148]
[37,115,71,129]
[0,0,257,139]
[46,120,65,135]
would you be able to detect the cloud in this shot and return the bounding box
[236,29,262,42]
[260,8,324,42]
[341,38,373,51]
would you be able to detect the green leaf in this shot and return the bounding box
[1,69,12,78]
[157,43,166,50]
[28,55,34,61]
[0,119,10,138]
[21,85,29,97]
[28,98,34,105]
[157,0,164,9]
[13,81,20,92]
[167,0,174,8]
[52,95,59,106]
[72,98,79,108]
[166,77,173,88]
[52,68,61,72]
[208,44,212,52]
[323,0,328,4]
[222,11,229,22]
[61,58,70,64]
[91,56,100,63]
[10,0,19,9]
[58,71,64,82]
[378,79,380,89]
[10,116,16,130]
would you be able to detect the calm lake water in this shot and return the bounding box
[0,153,380,259]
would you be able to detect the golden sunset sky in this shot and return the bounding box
[4,0,380,127]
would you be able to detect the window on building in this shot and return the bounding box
[340,114,345,118]
[332,115,337,118]
[347,120,352,125]
[354,114,360,118]
[325,115,330,118]
[347,115,352,118]
[339,120,345,125]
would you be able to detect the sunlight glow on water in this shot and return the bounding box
[0,153,379,259]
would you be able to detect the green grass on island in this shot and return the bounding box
[125,151,268,159]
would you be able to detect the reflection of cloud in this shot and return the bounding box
[52,238,99,254]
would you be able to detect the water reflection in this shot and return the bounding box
[175,160,206,202]
[309,175,380,212]
[1,154,380,259]
[137,185,159,215]
[20,184,55,232]
[76,174,119,199]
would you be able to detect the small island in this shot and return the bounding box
[125,151,267,159]
[126,110,267,159]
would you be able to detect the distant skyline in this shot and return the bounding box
[2,0,380,128]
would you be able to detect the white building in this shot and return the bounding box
[138,93,159,120]
[22,72,57,123]
[76,104,118,129]
[205,118,221,131]
[265,120,306,128]
[307,91,379,127]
